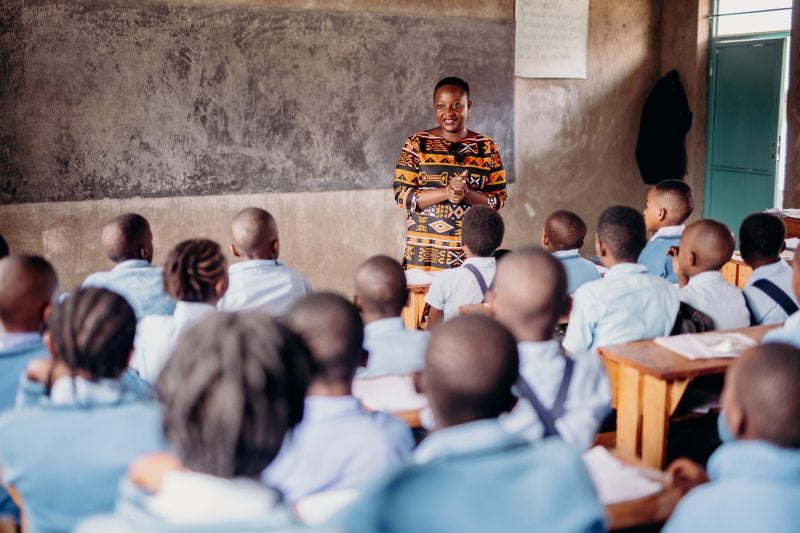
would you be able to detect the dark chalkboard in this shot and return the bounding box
[0,1,514,203]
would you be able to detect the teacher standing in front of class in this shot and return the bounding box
[394,77,507,271]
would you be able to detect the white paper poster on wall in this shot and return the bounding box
[515,0,589,79]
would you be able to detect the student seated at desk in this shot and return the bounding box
[77,312,314,532]
[740,213,799,325]
[638,179,694,283]
[425,205,504,328]
[673,220,750,330]
[262,293,414,503]
[663,342,800,533]
[132,239,227,383]
[0,288,163,533]
[0,256,58,523]
[564,206,679,354]
[335,315,605,532]
[541,210,600,294]
[762,250,800,347]
[217,207,311,315]
[82,213,176,319]
[354,255,429,377]
[489,248,610,451]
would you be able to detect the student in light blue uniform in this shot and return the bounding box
[0,256,59,522]
[565,206,679,354]
[0,288,164,533]
[762,250,800,346]
[541,210,600,294]
[263,294,414,503]
[336,315,605,533]
[78,311,317,532]
[217,207,311,315]
[663,343,800,533]
[489,248,611,451]
[638,179,694,283]
[132,239,228,383]
[82,213,176,319]
[739,213,799,325]
[354,255,429,377]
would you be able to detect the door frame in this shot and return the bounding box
[704,32,790,218]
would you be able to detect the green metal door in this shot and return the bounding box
[705,38,786,236]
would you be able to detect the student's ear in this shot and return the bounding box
[541,231,550,247]
[559,295,573,324]
[214,275,229,299]
[595,236,607,259]
[230,243,242,258]
[40,302,53,330]
[124,348,134,369]
[780,240,786,254]
[658,207,667,222]
[272,239,280,259]
[575,238,585,249]
[359,349,369,368]
[352,294,362,312]
[725,403,746,441]
[689,251,698,267]
[412,370,426,395]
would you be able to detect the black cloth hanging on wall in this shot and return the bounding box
[635,69,693,185]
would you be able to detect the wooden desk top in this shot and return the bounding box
[597,325,778,381]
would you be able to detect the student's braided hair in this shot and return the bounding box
[156,311,311,479]
[162,239,227,302]
[47,287,136,380]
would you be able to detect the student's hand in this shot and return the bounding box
[25,358,69,384]
[665,458,709,494]
[129,452,185,493]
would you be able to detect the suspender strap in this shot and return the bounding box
[463,264,488,301]
[515,353,575,438]
[751,279,799,316]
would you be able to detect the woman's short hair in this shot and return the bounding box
[162,239,227,302]
[48,287,136,380]
[157,311,311,479]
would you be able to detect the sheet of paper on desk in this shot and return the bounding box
[405,268,433,286]
[295,489,359,525]
[654,332,757,360]
[766,207,800,219]
[582,446,664,505]
[352,375,428,412]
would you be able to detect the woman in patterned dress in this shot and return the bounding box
[394,77,507,271]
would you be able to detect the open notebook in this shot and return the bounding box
[654,332,757,360]
[352,375,428,413]
[582,446,664,505]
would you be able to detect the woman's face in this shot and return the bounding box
[434,85,471,136]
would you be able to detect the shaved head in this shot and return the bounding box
[354,255,407,318]
[101,213,153,263]
[490,247,568,342]
[544,210,587,251]
[231,207,279,260]
[724,343,800,447]
[424,315,518,428]
[286,293,364,383]
[680,220,735,273]
[0,255,58,332]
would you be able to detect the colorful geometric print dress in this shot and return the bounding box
[394,131,507,271]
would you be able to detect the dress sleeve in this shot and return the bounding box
[393,135,422,212]
[482,139,507,210]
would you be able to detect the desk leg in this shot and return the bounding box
[616,365,642,458]
[641,376,669,469]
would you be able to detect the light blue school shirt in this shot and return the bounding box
[82,259,176,319]
[664,440,800,533]
[262,395,414,503]
[564,262,680,353]
[743,260,799,325]
[0,375,165,533]
[553,249,601,294]
[336,419,605,533]
[501,340,611,451]
[638,225,683,283]
[0,333,47,411]
[761,309,800,348]
[357,317,429,378]
[217,259,312,316]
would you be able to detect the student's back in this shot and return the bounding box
[82,213,175,319]
[216,208,311,315]
[542,210,601,294]
[0,288,164,533]
[762,251,800,346]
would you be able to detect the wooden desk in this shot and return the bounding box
[606,483,682,531]
[598,325,776,469]
[401,285,429,330]
[721,257,752,289]
[779,214,800,239]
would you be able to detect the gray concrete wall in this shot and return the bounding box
[0,0,699,297]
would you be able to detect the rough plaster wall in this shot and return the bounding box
[0,0,665,295]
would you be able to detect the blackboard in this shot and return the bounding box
[0,1,514,203]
